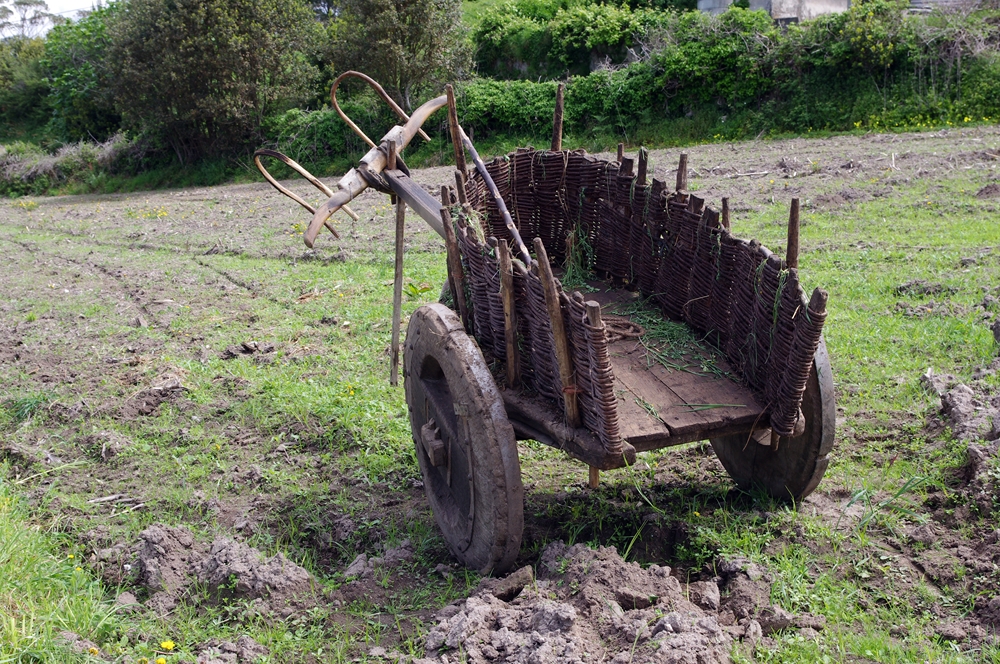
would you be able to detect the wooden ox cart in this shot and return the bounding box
[255,73,834,575]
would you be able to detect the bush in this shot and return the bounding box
[42,4,120,142]
[106,0,321,163]
[0,36,49,135]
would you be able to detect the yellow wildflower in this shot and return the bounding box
[160,641,175,651]
[156,658,166,664]
[88,647,99,655]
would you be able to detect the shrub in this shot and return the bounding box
[42,4,120,141]
[106,0,320,163]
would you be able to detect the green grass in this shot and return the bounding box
[0,466,119,662]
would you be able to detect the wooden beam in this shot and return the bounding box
[445,84,467,174]
[390,147,405,387]
[551,83,565,152]
[454,169,468,206]
[676,153,688,192]
[637,147,648,186]
[533,238,580,428]
[440,198,471,331]
[617,143,624,162]
[497,239,521,387]
[786,197,800,269]
[721,197,731,230]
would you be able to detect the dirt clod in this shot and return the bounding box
[137,524,314,612]
[976,183,1000,199]
[421,542,760,663]
[197,635,269,664]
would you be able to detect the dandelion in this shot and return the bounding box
[67,554,74,559]
[88,647,99,656]
[156,658,166,664]
[160,641,175,651]
[693,511,701,517]
[75,566,82,572]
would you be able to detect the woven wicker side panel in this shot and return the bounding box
[483,245,507,363]
[564,153,602,252]
[708,233,741,349]
[772,292,827,435]
[457,225,494,356]
[725,240,764,382]
[512,265,535,385]
[523,269,562,403]
[565,294,597,431]
[764,270,801,408]
[534,151,572,262]
[687,216,722,333]
[639,183,669,298]
[744,252,782,392]
[655,197,698,319]
[483,156,515,241]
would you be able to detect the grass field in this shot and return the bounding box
[1,126,1000,662]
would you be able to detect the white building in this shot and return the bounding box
[697,0,851,21]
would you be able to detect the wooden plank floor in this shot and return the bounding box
[584,283,766,451]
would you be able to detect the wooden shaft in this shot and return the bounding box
[390,194,405,386]
[637,147,648,186]
[588,466,600,489]
[440,199,471,331]
[454,169,468,206]
[616,143,624,162]
[721,197,731,230]
[676,153,688,192]
[786,198,800,270]
[445,84,467,174]
[533,238,580,428]
[497,239,521,387]
[618,158,633,177]
[551,83,565,152]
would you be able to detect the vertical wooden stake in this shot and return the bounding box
[454,169,468,206]
[676,153,688,192]
[637,147,648,186]
[534,237,580,428]
[390,206,405,384]
[446,84,467,174]
[617,143,624,162]
[786,198,800,270]
[551,83,565,152]
[440,199,470,332]
[497,239,521,387]
[721,197,731,230]
[588,466,600,489]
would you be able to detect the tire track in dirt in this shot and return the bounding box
[0,233,172,333]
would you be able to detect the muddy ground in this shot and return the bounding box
[2,125,1000,662]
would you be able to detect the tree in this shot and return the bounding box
[0,0,53,39]
[335,0,471,111]
[42,4,120,141]
[105,0,320,163]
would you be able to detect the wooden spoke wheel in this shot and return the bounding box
[710,339,835,501]
[404,304,524,574]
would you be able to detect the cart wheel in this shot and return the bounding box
[404,303,524,574]
[710,338,835,502]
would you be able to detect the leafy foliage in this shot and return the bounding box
[335,0,472,111]
[0,35,47,135]
[105,0,321,162]
[42,4,120,141]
